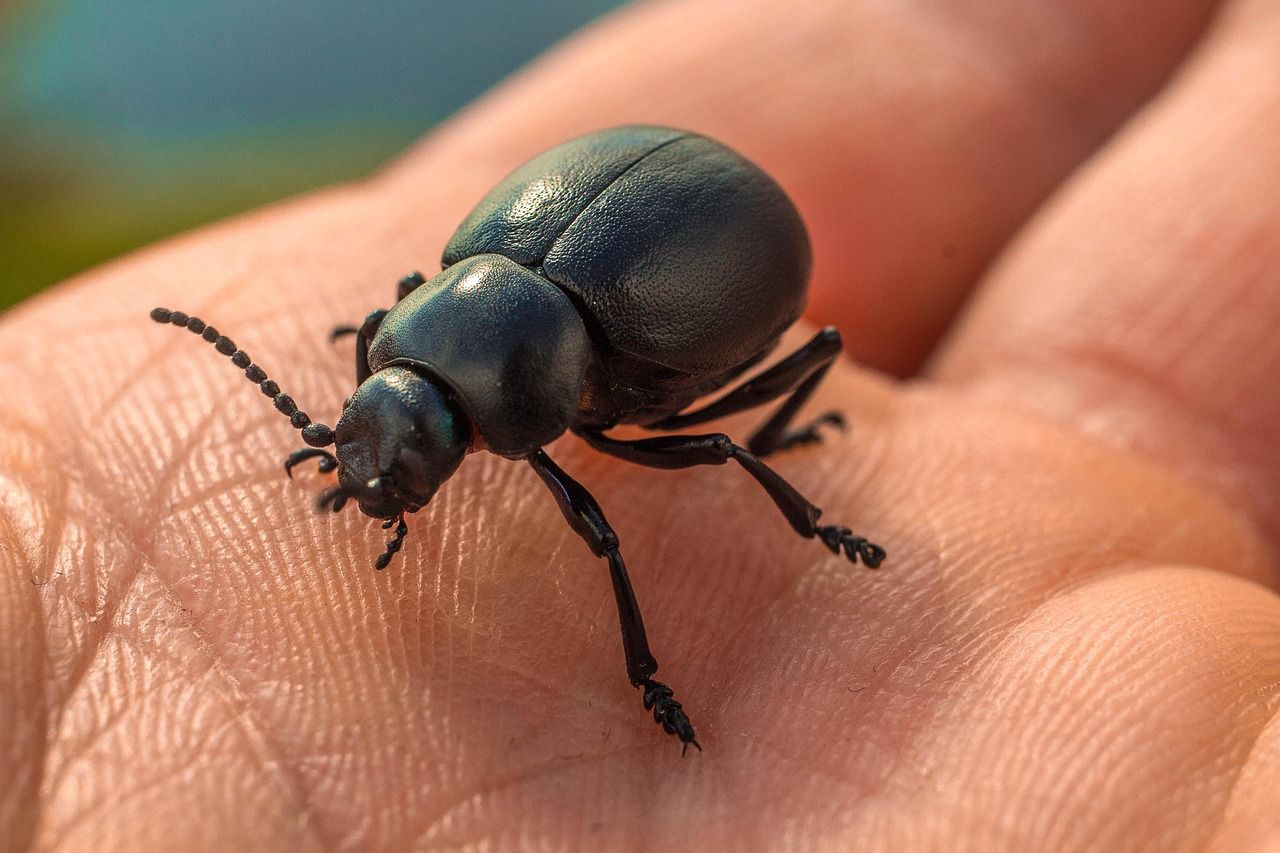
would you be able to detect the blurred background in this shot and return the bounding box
[0,0,627,310]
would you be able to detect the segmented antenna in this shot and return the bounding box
[150,308,335,448]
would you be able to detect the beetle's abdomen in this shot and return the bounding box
[442,127,811,379]
[367,255,590,457]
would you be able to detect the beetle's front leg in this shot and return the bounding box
[330,271,427,383]
[527,449,700,754]
[331,308,388,384]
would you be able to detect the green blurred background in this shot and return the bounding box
[0,0,627,310]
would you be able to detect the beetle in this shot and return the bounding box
[151,125,884,753]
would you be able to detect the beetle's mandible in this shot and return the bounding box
[151,125,885,753]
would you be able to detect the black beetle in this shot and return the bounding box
[151,125,884,753]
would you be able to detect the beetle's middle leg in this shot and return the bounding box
[527,449,700,754]
[650,327,845,458]
[578,429,885,568]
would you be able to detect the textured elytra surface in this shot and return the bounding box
[541,134,810,375]
[444,126,811,378]
[442,125,685,269]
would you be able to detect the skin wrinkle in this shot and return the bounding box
[25,496,128,798]
[1204,700,1280,851]
[1134,575,1279,847]
[63,257,281,430]
[712,736,878,846]
[1205,703,1280,851]
[886,567,1280,851]
[0,507,47,853]
[99,571,328,851]
[13,324,334,851]
[41,686,325,852]
[39,462,186,727]
[719,564,1153,825]
[140,574,330,852]
[411,742,641,849]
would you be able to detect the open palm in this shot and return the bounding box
[2,1,1278,850]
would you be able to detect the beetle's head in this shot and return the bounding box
[150,306,473,569]
[332,366,472,519]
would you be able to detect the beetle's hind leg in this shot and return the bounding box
[528,450,700,754]
[651,327,845,458]
[578,429,885,568]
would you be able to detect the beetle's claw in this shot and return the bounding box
[330,325,359,342]
[816,525,884,568]
[640,679,700,754]
[855,539,887,568]
[285,448,338,479]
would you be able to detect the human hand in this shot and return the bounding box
[2,0,1278,849]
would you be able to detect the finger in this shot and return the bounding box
[380,0,1224,375]
[933,1,1280,559]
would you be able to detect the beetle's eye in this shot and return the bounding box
[396,447,433,492]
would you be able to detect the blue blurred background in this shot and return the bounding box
[0,0,627,309]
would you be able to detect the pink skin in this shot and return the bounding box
[2,0,1279,850]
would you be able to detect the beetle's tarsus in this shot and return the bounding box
[330,325,359,342]
[640,679,700,754]
[816,525,884,568]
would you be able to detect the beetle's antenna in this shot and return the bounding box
[150,308,335,448]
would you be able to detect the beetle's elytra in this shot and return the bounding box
[151,125,885,753]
